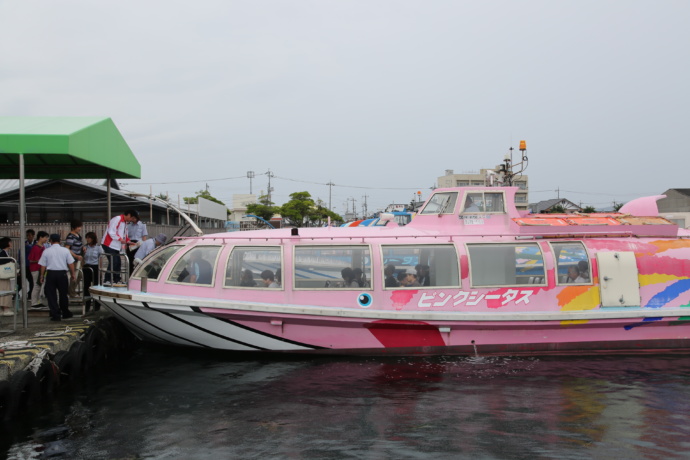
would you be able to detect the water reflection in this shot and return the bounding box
[5,349,690,459]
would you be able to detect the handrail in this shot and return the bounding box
[124,192,204,236]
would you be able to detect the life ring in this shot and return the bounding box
[8,370,40,418]
[0,380,12,421]
[34,358,59,400]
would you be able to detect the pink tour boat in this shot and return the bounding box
[91,186,690,356]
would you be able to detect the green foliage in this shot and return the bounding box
[548,204,566,214]
[613,202,625,212]
[582,206,597,213]
[279,191,317,227]
[184,189,225,206]
[258,194,274,206]
[156,192,170,201]
[246,203,278,222]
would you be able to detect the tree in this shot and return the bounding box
[279,191,316,227]
[184,189,225,206]
[258,194,274,206]
[582,206,597,213]
[246,203,278,222]
[311,205,344,227]
[549,204,566,214]
[156,192,170,201]
[613,202,625,212]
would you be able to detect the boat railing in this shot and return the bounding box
[98,253,130,288]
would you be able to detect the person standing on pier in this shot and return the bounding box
[38,234,76,321]
[0,237,14,316]
[101,210,139,284]
[64,220,84,297]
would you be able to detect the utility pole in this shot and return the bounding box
[362,194,368,218]
[247,171,255,194]
[266,169,275,204]
[326,181,334,211]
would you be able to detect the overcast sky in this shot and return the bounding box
[1,0,688,216]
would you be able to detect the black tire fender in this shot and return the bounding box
[0,380,12,422]
[84,326,107,366]
[53,348,79,383]
[70,341,90,375]
[34,358,59,399]
[8,370,40,418]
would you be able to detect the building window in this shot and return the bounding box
[420,192,458,215]
[467,243,546,287]
[294,246,371,289]
[225,246,282,288]
[515,194,527,203]
[551,242,591,285]
[471,181,484,186]
[515,181,528,190]
[382,245,459,288]
[456,180,470,186]
[132,245,183,281]
[168,246,222,286]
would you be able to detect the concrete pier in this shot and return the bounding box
[0,308,137,421]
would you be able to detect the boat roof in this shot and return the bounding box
[179,187,684,242]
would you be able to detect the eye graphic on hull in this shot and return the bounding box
[358,293,372,308]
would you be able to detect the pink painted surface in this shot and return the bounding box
[102,186,690,355]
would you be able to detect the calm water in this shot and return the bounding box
[3,348,690,459]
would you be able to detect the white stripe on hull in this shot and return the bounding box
[100,298,313,351]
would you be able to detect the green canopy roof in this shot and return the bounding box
[0,116,141,179]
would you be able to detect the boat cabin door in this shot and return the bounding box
[596,251,641,307]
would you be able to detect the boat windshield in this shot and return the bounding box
[420,192,458,215]
[132,245,183,281]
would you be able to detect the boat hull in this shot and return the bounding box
[95,290,690,356]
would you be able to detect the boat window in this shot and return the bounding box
[294,246,371,289]
[167,246,222,286]
[381,245,459,289]
[225,246,282,289]
[461,191,505,214]
[419,192,458,215]
[467,243,546,287]
[551,242,591,285]
[132,245,183,281]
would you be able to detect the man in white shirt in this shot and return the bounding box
[101,209,139,284]
[126,217,148,274]
[39,234,76,321]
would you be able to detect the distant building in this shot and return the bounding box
[658,189,690,228]
[438,169,529,211]
[227,194,257,222]
[529,198,582,214]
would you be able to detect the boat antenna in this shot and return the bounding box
[497,140,528,186]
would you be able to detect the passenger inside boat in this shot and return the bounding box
[384,264,399,287]
[578,260,590,281]
[261,270,279,288]
[239,269,256,287]
[566,266,586,284]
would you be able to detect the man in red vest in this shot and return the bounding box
[101,209,139,285]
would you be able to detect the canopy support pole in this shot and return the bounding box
[107,172,112,219]
[19,155,27,328]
